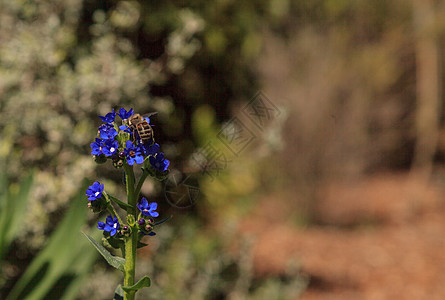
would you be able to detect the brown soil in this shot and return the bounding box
[241,173,445,299]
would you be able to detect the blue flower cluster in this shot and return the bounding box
[137,198,159,236]
[86,108,168,241]
[90,108,170,171]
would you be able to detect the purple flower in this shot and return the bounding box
[99,123,118,139]
[137,198,159,217]
[149,153,170,172]
[90,138,103,155]
[101,139,119,157]
[125,140,144,165]
[99,110,116,123]
[86,181,104,201]
[118,108,134,120]
[97,215,120,236]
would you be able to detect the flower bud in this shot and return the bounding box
[145,224,152,232]
[119,151,125,159]
[113,159,123,169]
[94,154,107,164]
[126,215,136,226]
[120,225,132,236]
[138,218,146,226]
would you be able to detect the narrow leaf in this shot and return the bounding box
[82,232,125,272]
[154,215,171,226]
[137,241,148,249]
[105,192,133,210]
[122,276,151,292]
[114,285,124,300]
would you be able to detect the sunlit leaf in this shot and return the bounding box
[82,232,125,272]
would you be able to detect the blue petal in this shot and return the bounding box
[106,215,114,224]
[125,140,133,149]
[97,222,105,230]
[127,157,135,165]
[135,155,144,164]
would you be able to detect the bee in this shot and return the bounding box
[128,112,157,144]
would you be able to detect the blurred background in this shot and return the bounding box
[2,0,445,299]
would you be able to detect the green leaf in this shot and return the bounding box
[105,192,133,210]
[6,183,99,300]
[103,236,124,250]
[0,171,33,260]
[114,285,124,300]
[154,215,171,226]
[82,232,125,272]
[137,241,148,249]
[122,276,151,292]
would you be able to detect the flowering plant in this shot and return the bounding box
[83,108,170,300]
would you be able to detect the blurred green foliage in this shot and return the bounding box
[0,169,33,261]
[0,173,99,299]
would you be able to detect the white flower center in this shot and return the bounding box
[114,223,118,228]
[110,147,115,152]
[95,192,100,196]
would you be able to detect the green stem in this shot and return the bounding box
[123,163,137,300]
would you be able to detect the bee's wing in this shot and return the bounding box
[143,112,158,118]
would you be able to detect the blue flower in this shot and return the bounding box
[99,110,116,123]
[86,181,104,201]
[118,108,134,120]
[90,138,103,155]
[143,142,160,157]
[119,124,132,133]
[125,140,144,165]
[149,153,170,172]
[99,123,118,139]
[97,215,120,236]
[137,198,159,217]
[101,139,119,157]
